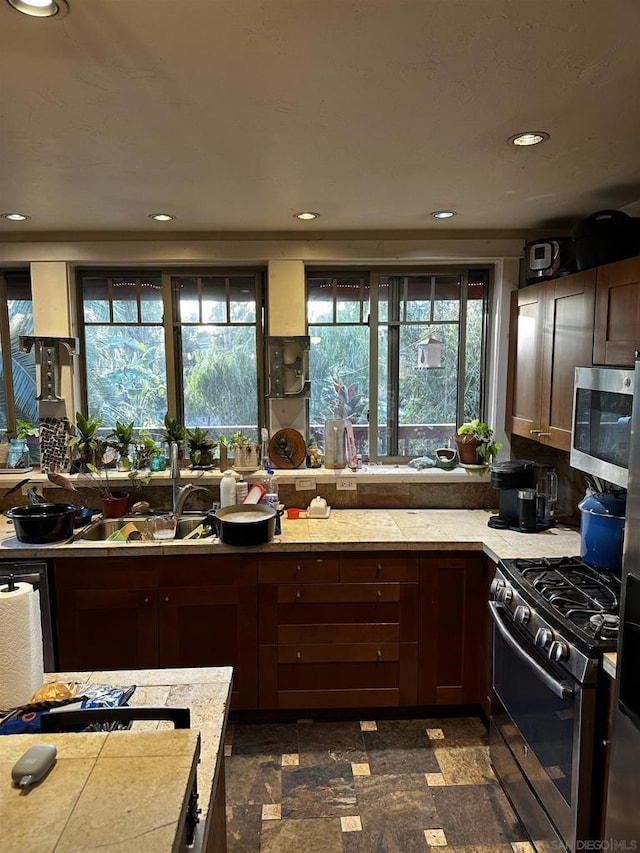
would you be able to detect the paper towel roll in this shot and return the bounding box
[0,582,44,709]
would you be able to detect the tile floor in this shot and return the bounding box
[224,715,534,852]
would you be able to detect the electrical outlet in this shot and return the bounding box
[295,478,316,491]
[336,477,357,491]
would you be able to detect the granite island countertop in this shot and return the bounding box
[1,667,232,853]
[0,508,583,562]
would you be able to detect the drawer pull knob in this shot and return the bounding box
[144,596,149,604]
[296,651,302,660]
[296,565,301,573]
[296,590,301,600]
[377,649,383,658]
[164,596,170,603]
[377,589,382,598]
[377,563,383,573]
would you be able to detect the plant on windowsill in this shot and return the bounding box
[68,412,104,472]
[186,427,217,469]
[108,420,135,471]
[454,420,502,466]
[161,414,186,462]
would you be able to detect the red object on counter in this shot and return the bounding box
[243,483,267,504]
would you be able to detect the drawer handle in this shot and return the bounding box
[529,429,541,435]
[377,563,383,574]
[538,432,551,437]
[296,590,301,600]
[143,596,150,604]
[296,565,301,573]
[296,651,302,660]
[377,649,383,659]
[164,596,170,603]
[377,589,382,598]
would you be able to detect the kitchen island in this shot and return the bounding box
[0,667,232,853]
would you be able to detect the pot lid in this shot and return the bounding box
[578,491,627,518]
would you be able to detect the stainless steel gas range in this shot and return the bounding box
[489,556,620,853]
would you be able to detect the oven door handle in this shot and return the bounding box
[489,601,574,700]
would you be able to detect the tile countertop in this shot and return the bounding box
[1,667,233,853]
[0,508,582,561]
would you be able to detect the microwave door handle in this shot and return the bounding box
[489,601,574,700]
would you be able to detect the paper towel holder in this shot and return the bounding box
[1,574,17,593]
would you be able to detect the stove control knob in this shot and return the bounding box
[535,627,553,648]
[549,639,569,662]
[514,605,531,624]
[490,578,505,597]
[498,585,513,604]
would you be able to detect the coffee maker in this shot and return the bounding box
[487,460,556,532]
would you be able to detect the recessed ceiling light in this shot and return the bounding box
[431,210,456,219]
[508,131,550,147]
[294,212,320,220]
[149,213,176,222]
[5,0,69,18]
[2,212,30,221]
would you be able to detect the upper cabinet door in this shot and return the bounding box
[506,270,596,451]
[543,270,596,451]
[593,257,640,366]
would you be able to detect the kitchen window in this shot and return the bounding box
[307,268,489,461]
[77,269,264,439]
[0,271,37,435]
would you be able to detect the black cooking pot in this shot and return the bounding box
[208,503,282,546]
[6,503,76,543]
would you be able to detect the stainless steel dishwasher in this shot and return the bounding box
[0,560,55,672]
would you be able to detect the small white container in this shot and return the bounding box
[308,496,331,519]
[220,470,237,507]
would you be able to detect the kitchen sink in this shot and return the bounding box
[76,515,212,542]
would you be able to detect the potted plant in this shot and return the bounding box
[83,461,129,518]
[186,427,217,469]
[68,412,104,471]
[161,414,186,463]
[454,419,502,465]
[109,420,135,471]
[134,430,165,471]
[228,430,258,468]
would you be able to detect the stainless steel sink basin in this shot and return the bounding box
[76,515,212,542]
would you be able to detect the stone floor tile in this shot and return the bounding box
[425,717,487,742]
[298,720,368,766]
[424,828,448,846]
[360,720,378,731]
[434,744,494,785]
[341,815,362,832]
[282,753,299,767]
[225,755,281,807]
[230,721,298,756]
[351,762,370,776]
[425,772,446,786]
[225,803,262,853]
[426,728,445,740]
[342,827,430,852]
[354,773,439,832]
[281,764,358,819]
[261,803,281,821]
[430,783,528,846]
[363,720,440,774]
[260,816,344,853]
[511,843,536,853]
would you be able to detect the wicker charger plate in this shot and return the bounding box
[268,429,306,469]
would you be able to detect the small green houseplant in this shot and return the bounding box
[108,420,135,470]
[69,412,104,471]
[186,427,217,468]
[455,419,502,465]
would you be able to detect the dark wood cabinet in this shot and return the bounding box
[593,256,640,366]
[258,552,419,710]
[55,555,258,710]
[419,552,487,705]
[507,270,596,451]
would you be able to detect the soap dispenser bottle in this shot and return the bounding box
[220,470,237,507]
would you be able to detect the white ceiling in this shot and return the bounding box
[1,0,640,238]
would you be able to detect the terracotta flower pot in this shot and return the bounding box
[101,491,128,518]
[454,434,482,465]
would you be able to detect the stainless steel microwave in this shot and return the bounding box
[571,366,634,489]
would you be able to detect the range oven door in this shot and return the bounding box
[489,602,596,851]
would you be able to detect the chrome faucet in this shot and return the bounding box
[170,441,212,515]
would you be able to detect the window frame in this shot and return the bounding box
[0,270,36,436]
[76,267,266,433]
[306,265,491,463]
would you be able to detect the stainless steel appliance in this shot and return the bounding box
[488,460,556,532]
[324,418,349,468]
[489,557,620,851]
[604,355,640,842]
[524,238,576,285]
[0,561,55,672]
[570,365,634,489]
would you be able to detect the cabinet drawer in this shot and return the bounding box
[340,554,418,582]
[277,583,400,603]
[278,623,400,645]
[259,555,339,583]
[278,642,399,663]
